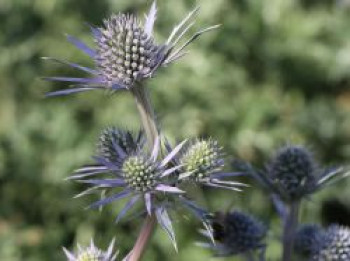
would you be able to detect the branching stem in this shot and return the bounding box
[127,84,159,261]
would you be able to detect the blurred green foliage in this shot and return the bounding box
[0,0,349,260]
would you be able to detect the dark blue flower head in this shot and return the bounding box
[63,238,117,261]
[200,210,267,257]
[97,127,144,162]
[313,225,350,261]
[268,145,317,201]
[44,2,219,96]
[234,145,349,202]
[177,138,247,191]
[70,128,188,249]
[294,224,326,258]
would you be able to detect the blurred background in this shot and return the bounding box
[0,0,350,260]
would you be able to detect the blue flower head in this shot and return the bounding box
[44,1,219,96]
[97,127,144,162]
[313,225,350,261]
[200,210,267,257]
[176,138,247,191]
[268,146,317,200]
[234,145,349,202]
[294,224,326,258]
[70,127,189,249]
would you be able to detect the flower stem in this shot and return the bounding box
[128,84,159,261]
[282,201,300,261]
[131,84,158,147]
[128,214,157,261]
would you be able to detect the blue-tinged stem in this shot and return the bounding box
[282,201,300,261]
[128,84,159,261]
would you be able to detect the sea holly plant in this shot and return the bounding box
[44,1,350,261]
[234,145,349,261]
[45,1,243,260]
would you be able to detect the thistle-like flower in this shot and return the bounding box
[313,225,350,261]
[44,1,219,96]
[97,127,143,162]
[70,128,187,249]
[294,224,326,258]
[63,239,117,261]
[200,210,267,257]
[234,145,349,202]
[177,138,246,191]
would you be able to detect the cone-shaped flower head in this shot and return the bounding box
[294,224,326,258]
[268,145,317,201]
[95,13,165,88]
[122,154,159,192]
[44,1,219,96]
[234,145,349,202]
[70,128,187,249]
[63,239,117,261]
[97,127,143,162]
[201,210,267,256]
[313,225,350,261]
[181,139,223,181]
[177,139,246,191]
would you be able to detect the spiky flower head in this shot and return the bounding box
[267,145,317,200]
[95,13,165,89]
[201,210,266,256]
[233,145,349,202]
[97,127,143,162]
[121,155,158,192]
[313,225,350,261]
[294,224,326,258]
[44,2,219,96]
[180,139,224,182]
[177,139,246,191]
[63,239,117,261]
[70,132,188,249]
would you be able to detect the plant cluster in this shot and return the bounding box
[44,2,349,261]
